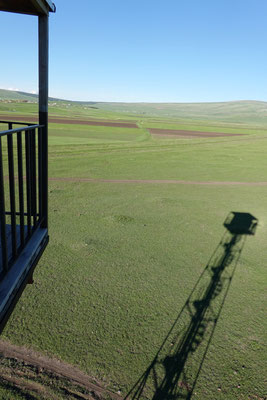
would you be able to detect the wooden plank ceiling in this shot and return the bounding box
[0,0,55,16]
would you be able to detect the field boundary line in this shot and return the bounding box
[49,177,267,186]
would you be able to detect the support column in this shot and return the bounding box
[38,14,48,228]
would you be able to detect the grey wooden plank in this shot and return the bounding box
[0,227,48,320]
[0,225,30,275]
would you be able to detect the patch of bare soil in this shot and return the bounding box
[0,115,138,129]
[48,177,267,186]
[148,128,245,138]
[0,340,122,400]
[47,119,138,129]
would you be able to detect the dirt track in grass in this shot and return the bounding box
[0,340,122,400]
[49,177,267,186]
[148,128,245,138]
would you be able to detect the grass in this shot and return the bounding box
[49,123,148,144]
[48,134,267,182]
[0,99,266,399]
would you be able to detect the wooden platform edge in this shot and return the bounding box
[0,228,49,333]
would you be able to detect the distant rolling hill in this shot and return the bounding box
[1,88,267,125]
[94,100,267,125]
[0,89,63,103]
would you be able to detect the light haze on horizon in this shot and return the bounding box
[0,0,267,103]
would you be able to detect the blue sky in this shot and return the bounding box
[0,0,267,102]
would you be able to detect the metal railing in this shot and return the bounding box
[0,121,46,276]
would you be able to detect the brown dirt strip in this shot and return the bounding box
[152,133,202,139]
[148,128,244,138]
[0,340,122,400]
[0,115,138,129]
[48,177,267,186]
[48,119,138,128]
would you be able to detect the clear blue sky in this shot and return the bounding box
[0,0,267,102]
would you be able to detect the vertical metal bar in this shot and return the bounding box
[0,138,8,272]
[7,133,17,258]
[38,126,42,221]
[25,131,32,236]
[30,130,37,226]
[39,15,49,229]
[17,132,25,247]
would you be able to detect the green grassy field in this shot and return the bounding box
[0,95,266,399]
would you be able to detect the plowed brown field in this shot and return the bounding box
[0,115,138,128]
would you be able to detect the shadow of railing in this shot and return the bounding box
[125,212,258,400]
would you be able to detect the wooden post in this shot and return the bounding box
[38,14,49,229]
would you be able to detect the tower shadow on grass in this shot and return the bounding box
[125,212,258,400]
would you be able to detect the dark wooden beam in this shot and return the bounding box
[39,14,49,228]
[30,0,49,15]
[0,0,55,16]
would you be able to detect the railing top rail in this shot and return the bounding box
[0,120,35,126]
[0,124,44,137]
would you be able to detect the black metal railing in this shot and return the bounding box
[0,121,46,277]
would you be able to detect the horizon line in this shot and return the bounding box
[1,88,267,105]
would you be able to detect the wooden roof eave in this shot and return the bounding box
[0,0,56,16]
